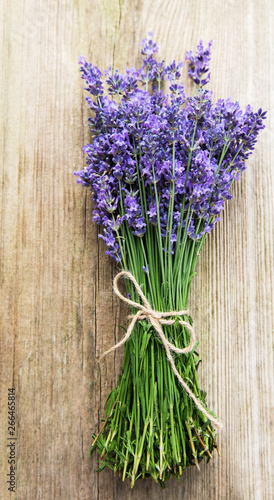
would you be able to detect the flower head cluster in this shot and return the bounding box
[75,36,266,262]
[185,40,212,87]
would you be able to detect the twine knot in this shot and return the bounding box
[100,270,222,429]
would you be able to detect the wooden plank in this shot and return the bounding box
[0,0,273,498]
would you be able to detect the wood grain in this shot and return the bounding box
[0,0,273,498]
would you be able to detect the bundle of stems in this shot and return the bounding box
[90,198,220,488]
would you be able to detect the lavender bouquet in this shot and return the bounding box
[75,35,266,488]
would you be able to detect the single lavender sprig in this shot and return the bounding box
[185,40,213,87]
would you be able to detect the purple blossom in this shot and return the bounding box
[75,35,266,262]
[185,40,213,87]
[79,56,104,96]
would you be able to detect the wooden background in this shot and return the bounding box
[0,0,273,498]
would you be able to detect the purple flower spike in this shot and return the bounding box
[79,56,104,97]
[76,35,266,262]
[142,265,150,274]
[185,40,213,87]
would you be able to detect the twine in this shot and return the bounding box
[100,270,222,429]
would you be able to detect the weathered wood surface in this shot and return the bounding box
[0,0,273,498]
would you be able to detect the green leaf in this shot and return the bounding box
[104,386,118,415]
[97,461,107,472]
[187,341,200,356]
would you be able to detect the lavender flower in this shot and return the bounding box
[79,56,104,96]
[78,36,266,487]
[76,36,266,261]
[185,40,213,87]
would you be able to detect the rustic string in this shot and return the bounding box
[100,270,222,429]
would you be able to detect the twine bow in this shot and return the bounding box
[100,270,222,429]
